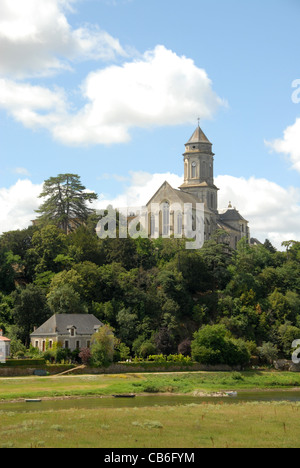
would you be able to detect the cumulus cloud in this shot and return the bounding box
[0,46,225,146]
[0,0,126,78]
[0,78,67,130]
[54,46,225,145]
[215,175,300,246]
[266,118,300,174]
[0,180,42,233]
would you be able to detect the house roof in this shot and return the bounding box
[0,336,11,342]
[31,314,103,337]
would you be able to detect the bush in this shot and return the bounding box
[191,324,251,367]
[78,347,92,365]
[257,342,279,364]
[147,354,193,365]
[178,339,191,356]
[1,359,45,367]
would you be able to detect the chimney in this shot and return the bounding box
[0,329,3,336]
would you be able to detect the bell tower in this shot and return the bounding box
[179,124,219,213]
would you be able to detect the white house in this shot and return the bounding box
[0,329,11,362]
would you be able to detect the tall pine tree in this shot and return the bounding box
[36,174,98,234]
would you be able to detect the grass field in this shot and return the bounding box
[1,370,300,401]
[0,401,299,448]
[1,371,300,448]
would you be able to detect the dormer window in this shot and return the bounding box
[67,326,76,337]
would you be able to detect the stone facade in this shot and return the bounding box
[146,125,250,249]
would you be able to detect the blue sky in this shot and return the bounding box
[0,0,300,248]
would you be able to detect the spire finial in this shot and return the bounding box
[197,117,200,127]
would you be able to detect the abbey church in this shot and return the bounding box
[146,125,250,249]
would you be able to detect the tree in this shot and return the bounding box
[26,225,68,276]
[257,342,279,364]
[36,174,98,234]
[91,325,118,367]
[12,284,50,346]
[191,324,250,366]
[0,249,20,293]
[47,284,86,315]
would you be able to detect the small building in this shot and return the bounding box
[0,329,11,362]
[30,314,103,352]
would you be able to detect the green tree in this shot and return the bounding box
[26,225,68,275]
[12,284,50,346]
[191,324,250,366]
[257,342,279,364]
[36,174,98,234]
[91,325,118,367]
[47,284,86,315]
[0,249,20,293]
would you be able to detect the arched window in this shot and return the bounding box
[162,202,170,236]
[191,162,197,178]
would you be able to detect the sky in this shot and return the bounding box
[0,0,300,249]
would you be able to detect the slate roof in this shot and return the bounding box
[31,314,103,337]
[219,208,248,223]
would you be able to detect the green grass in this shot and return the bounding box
[0,401,300,448]
[1,371,300,448]
[1,371,300,401]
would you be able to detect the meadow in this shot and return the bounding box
[1,371,300,448]
[0,400,299,448]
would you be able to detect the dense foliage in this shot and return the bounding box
[1,194,300,365]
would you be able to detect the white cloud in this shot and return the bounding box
[96,171,183,209]
[266,118,300,174]
[0,0,126,78]
[0,46,225,146]
[0,78,67,130]
[216,175,300,248]
[0,180,42,233]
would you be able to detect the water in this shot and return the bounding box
[1,391,300,413]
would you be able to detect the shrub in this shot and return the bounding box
[178,339,191,356]
[191,324,251,366]
[79,347,92,365]
[257,342,279,364]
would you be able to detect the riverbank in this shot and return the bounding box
[1,370,300,402]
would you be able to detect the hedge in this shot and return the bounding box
[0,359,46,368]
